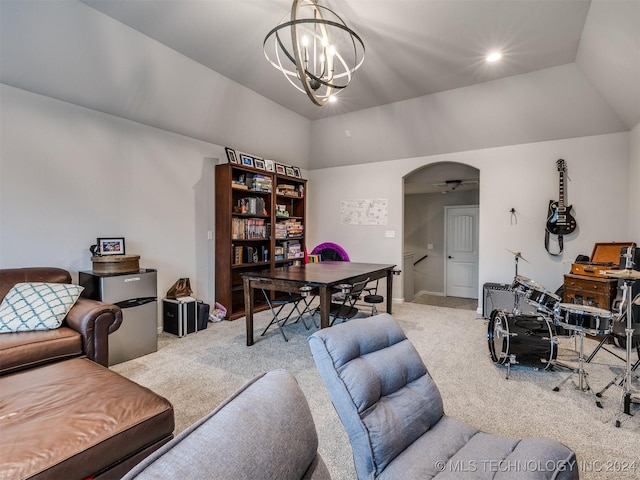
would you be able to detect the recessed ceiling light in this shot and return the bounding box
[486,52,503,63]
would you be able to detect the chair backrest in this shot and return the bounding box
[308,314,444,479]
[346,278,369,301]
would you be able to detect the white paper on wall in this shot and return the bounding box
[341,199,388,225]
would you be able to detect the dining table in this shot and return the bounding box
[242,261,396,346]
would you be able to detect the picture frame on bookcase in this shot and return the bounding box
[239,153,254,167]
[254,158,265,170]
[292,167,302,178]
[225,147,238,164]
[275,163,286,175]
[285,166,295,177]
[264,159,275,172]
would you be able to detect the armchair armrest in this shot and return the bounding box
[64,298,123,367]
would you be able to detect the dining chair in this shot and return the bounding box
[328,277,369,326]
[260,289,313,342]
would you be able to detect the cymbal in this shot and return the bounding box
[603,269,640,280]
[505,248,530,264]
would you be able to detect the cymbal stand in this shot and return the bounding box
[512,253,522,315]
[596,280,640,426]
[553,327,601,407]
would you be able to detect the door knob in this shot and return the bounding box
[448,256,453,259]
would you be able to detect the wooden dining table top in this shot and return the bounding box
[241,261,396,286]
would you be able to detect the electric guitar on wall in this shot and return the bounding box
[546,159,576,236]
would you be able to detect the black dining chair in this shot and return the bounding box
[260,289,314,342]
[328,277,369,326]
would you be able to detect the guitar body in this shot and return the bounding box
[546,200,576,236]
[545,159,577,237]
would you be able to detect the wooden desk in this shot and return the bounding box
[242,262,396,346]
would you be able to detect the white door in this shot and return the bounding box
[445,205,479,298]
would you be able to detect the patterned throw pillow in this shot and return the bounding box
[0,282,84,333]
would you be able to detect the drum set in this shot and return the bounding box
[487,249,640,427]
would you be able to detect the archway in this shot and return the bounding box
[403,162,480,305]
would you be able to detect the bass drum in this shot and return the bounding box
[488,310,557,370]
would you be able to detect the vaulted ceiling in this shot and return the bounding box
[80,0,595,119]
[1,0,638,170]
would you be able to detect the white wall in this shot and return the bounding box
[630,124,640,242]
[0,85,224,317]
[308,132,632,304]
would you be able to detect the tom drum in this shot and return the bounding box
[511,275,560,315]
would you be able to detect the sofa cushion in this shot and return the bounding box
[122,370,329,480]
[0,357,174,479]
[0,282,83,333]
[0,327,83,374]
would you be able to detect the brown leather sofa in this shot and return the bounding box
[0,267,123,373]
[0,267,175,479]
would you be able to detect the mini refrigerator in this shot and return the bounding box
[79,269,158,366]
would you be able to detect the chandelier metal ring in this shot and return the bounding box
[264,0,365,106]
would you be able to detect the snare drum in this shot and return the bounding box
[554,303,613,334]
[488,310,557,370]
[511,275,560,314]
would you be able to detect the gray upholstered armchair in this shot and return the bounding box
[308,313,578,479]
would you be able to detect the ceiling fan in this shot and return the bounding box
[432,179,479,192]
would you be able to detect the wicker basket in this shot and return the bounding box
[91,254,140,274]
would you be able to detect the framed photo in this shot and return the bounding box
[96,237,125,255]
[292,167,302,178]
[239,153,254,167]
[275,163,286,175]
[225,147,238,164]
[285,166,295,177]
[264,159,275,172]
[254,158,265,170]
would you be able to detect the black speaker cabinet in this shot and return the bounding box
[482,282,536,318]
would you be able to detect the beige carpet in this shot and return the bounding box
[111,303,640,479]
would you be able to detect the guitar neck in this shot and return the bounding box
[558,170,565,210]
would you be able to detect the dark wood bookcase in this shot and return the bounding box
[215,163,307,320]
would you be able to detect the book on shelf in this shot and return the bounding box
[232,218,269,240]
[287,242,302,259]
[249,173,272,193]
[237,197,267,216]
[233,245,267,265]
[274,219,303,238]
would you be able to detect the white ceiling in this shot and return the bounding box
[82,0,593,121]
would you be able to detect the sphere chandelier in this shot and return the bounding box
[263,0,365,106]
